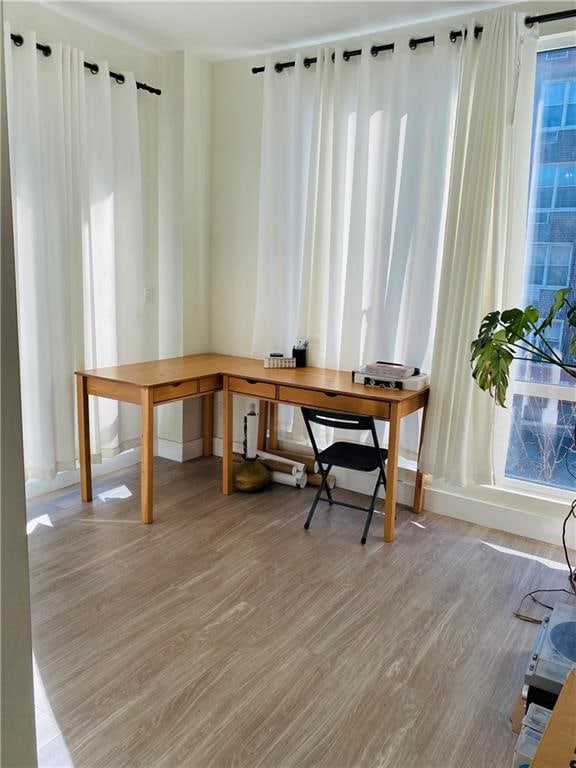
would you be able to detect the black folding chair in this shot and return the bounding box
[301,407,388,545]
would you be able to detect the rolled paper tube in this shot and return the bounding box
[245,411,258,459]
[259,458,297,475]
[255,449,303,475]
[264,449,316,474]
[307,473,336,489]
[270,470,308,488]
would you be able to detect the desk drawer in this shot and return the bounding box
[228,377,277,400]
[278,386,390,420]
[153,380,199,404]
[199,374,222,393]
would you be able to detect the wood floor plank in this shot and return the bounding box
[27,457,573,768]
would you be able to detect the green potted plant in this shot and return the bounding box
[471,288,576,407]
[470,287,576,599]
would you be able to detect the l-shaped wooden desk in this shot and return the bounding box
[75,354,429,542]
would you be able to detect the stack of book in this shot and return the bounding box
[353,361,429,391]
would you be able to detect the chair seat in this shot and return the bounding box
[317,442,388,472]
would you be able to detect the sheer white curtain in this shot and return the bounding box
[420,11,537,486]
[252,39,459,454]
[5,25,147,480]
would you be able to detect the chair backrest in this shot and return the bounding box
[301,407,382,458]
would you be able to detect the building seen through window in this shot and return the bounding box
[506,46,576,491]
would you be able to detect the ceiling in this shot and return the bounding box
[45,1,509,61]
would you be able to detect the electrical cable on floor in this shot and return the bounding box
[513,421,576,624]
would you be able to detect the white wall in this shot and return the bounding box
[210,57,262,355]
[156,50,212,457]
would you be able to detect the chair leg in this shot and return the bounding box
[361,470,385,545]
[304,473,327,530]
[323,464,334,505]
[304,463,334,529]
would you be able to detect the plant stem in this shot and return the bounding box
[530,324,568,365]
[493,338,576,379]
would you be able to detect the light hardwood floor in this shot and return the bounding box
[27,457,571,768]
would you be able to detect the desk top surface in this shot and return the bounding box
[77,353,427,403]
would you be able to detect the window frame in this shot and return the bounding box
[497,37,576,500]
[533,162,576,212]
[540,77,576,130]
[526,241,573,288]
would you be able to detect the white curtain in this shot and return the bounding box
[252,39,459,455]
[5,25,147,480]
[420,11,538,486]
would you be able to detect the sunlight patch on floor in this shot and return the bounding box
[97,484,132,502]
[482,540,569,572]
[33,655,73,765]
[26,514,53,535]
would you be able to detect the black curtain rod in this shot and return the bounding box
[10,33,161,95]
[252,6,576,75]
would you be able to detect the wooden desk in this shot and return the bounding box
[75,354,429,542]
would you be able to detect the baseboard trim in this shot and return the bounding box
[25,448,141,500]
[156,437,204,463]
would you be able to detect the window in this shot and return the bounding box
[527,243,573,287]
[533,164,576,210]
[540,78,576,129]
[504,46,576,493]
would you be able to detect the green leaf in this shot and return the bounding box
[474,311,501,345]
[470,337,514,407]
[500,307,538,342]
[470,289,575,408]
[539,288,569,332]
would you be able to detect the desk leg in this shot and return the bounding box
[203,394,214,457]
[384,403,400,543]
[268,402,279,451]
[76,374,92,502]
[413,396,429,514]
[222,380,234,494]
[140,387,154,523]
[257,400,268,451]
